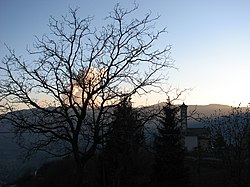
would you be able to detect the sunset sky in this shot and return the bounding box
[1,0,250,107]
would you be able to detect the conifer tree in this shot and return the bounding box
[104,97,144,186]
[153,102,190,187]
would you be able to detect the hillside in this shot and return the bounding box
[0,103,236,184]
[188,104,233,115]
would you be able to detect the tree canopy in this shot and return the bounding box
[0,4,173,187]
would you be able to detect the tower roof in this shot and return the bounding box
[180,102,188,108]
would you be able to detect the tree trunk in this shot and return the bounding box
[75,164,84,187]
[73,146,97,186]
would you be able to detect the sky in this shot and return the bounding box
[1,0,250,107]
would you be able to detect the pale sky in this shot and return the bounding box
[1,0,250,107]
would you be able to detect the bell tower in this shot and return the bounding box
[180,102,188,134]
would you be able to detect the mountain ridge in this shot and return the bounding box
[0,103,247,183]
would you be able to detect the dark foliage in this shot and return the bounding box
[152,102,190,187]
[13,159,75,187]
[206,106,250,187]
[103,97,146,186]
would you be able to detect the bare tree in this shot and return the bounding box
[206,106,250,187]
[0,4,173,186]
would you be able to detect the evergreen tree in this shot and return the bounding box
[104,97,144,186]
[153,102,190,187]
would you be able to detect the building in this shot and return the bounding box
[180,103,210,152]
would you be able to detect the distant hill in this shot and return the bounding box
[187,104,234,116]
[0,103,241,183]
[154,103,238,128]
[156,103,234,116]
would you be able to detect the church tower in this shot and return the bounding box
[180,102,188,134]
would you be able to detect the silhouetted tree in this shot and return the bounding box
[103,97,144,187]
[152,102,190,187]
[206,106,250,187]
[0,4,173,186]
